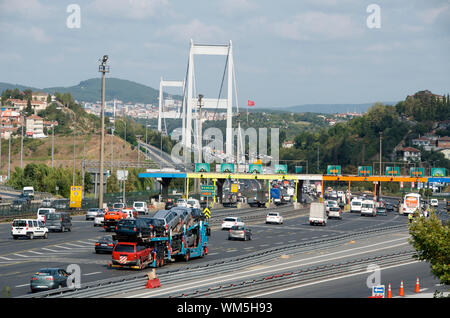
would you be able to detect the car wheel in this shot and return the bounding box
[29,233,34,240]
[61,226,65,232]
[13,235,18,240]
[43,232,48,239]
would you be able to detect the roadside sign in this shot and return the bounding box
[410,167,425,177]
[221,163,235,173]
[386,166,400,176]
[195,163,210,173]
[70,186,83,208]
[275,164,287,174]
[200,184,215,198]
[248,164,262,174]
[372,285,385,298]
[230,184,238,193]
[327,165,341,175]
[358,166,372,176]
[431,168,446,177]
[202,207,211,218]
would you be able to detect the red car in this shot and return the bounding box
[112,242,152,269]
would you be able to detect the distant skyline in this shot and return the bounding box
[0,0,449,109]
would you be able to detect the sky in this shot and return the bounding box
[0,0,449,108]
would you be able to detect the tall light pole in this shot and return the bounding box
[197,94,203,164]
[20,112,24,169]
[51,123,55,168]
[72,126,76,186]
[98,55,109,209]
[379,131,383,176]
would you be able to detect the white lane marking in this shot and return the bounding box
[83,272,102,276]
[54,245,71,250]
[15,284,29,288]
[64,243,86,248]
[250,261,419,298]
[128,236,410,298]
[13,253,28,258]
[41,248,60,253]
[27,251,43,255]
[0,256,13,261]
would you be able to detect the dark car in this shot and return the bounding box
[164,199,174,210]
[53,199,69,210]
[228,225,252,241]
[385,203,394,211]
[45,212,72,232]
[11,198,31,210]
[30,268,69,293]
[170,207,191,224]
[95,235,117,254]
[18,193,31,203]
[376,206,387,216]
[116,218,152,239]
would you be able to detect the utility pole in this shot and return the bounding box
[379,131,383,176]
[197,94,203,164]
[20,113,24,169]
[317,145,320,172]
[98,55,109,209]
[73,119,76,186]
[8,136,11,180]
[51,123,54,168]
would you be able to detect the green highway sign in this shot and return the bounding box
[220,163,235,173]
[386,166,400,176]
[327,165,341,175]
[275,164,288,174]
[358,166,372,176]
[295,166,303,174]
[410,167,425,177]
[200,185,215,198]
[248,164,262,174]
[431,168,446,177]
[195,163,210,173]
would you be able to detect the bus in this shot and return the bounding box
[402,193,421,215]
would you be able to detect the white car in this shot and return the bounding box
[361,200,376,217]
[86,208,102,220]
[221,217,244,230]
[37,208,55,222]
[176,199,188,207]
[12,219,48,240]
[132,201,149,215]
[94,214,104,227]
[187,198,201,209]
[266,212,283,224]
[350,198,363,213]
[328,207,343,220]
[430,199,439,207]
[326,200,338,213]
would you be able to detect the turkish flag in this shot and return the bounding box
[248,100,255,106]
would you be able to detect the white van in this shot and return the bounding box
[23,186,35,199]
[361,200,376,217]
[12,219,48,240]
[132,201,148,215]
[187,198,201,209]
[350,198,363,213]
[430,199,439,207]
[37,208,56,222]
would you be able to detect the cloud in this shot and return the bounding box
[271,11,363,41]
[419,4,450,24]
[156,19,227,43]
[89,0,169,20]
[217,0,258,16]
[0,0,48,17]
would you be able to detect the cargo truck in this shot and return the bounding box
[309,202,327,226]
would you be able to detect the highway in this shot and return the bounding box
[0,196,445,298]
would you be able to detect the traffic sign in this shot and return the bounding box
[372,285,385,298]
[358,166,372,176]
[386,166,400,176]
[410,167,425,177]
[230,184,238,193]
[202,207,211,218]
[201,185,215,198]
[70,186,83,208]
[327,165,341,175]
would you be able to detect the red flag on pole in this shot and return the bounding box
[248,100,255,106]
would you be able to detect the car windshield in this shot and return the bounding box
[134,203,143,207]
[100,236,113,241]
[187,200,196,205]
[268,213,278,216]
[46,213,61,220]
[362,204,373,208]
[330,207,340,211]
[113,203,123,209]
[352,202,361,206]
[114,244,135,253]
[142,218,164,227]
[377,207,386,211]
[38,209,51,215]
[119,220,136,226]
[88,209,99,212]
[231,226,245,231]
[224,218,237,222]
[13,220,27,227]
[36,269,54,276]
[177,200,186,203]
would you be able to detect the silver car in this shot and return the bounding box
[228,225,252,241]
[86,208,102,220]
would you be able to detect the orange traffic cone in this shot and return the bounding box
[399,281,404,296]
[415,277,420,293]
[387,283,392,298]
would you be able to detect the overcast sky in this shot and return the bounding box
[0,0,449,108]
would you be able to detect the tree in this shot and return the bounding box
[25,98,33,116]
[409,212,450,285]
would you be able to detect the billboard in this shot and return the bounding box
[69,186,83,208]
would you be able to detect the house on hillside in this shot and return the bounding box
[26,115,46,139]
[282,140,295,149]
[437,136,450,149]
[401,147,421,162]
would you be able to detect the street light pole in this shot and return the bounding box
[98,55,109,209]
[51,123,54,168]
[20,113,24,169]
